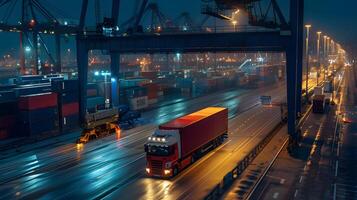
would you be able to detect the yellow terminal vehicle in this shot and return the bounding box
[77,108,120,144]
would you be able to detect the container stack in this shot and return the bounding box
[53,80,80,132]
[18,93,59,136]
[87,83,99,97]
[0,100,17,139]
[120,86,148,110]
[142,83,159,104]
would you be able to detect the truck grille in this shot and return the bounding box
[151,160,163,175]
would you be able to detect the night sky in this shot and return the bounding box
[0,0,356,56]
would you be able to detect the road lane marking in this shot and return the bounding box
[335,161,339,177]
[299,176,303,183]
[294,189,299,198]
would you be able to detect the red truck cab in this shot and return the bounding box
[145,107,228,178]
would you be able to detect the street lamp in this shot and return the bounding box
[323,35,327,78]
[317,31,322,83]
[305,24,311,103]
[231,9,239,32]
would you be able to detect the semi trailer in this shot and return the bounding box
[145,107,228,178]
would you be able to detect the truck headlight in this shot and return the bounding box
[164,169,171,175]
[146,168,150,174]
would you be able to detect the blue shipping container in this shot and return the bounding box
[21,119,59,136]
[0,91,17,103]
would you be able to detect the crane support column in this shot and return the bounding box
[110,52,120,107]
[112,0,121,26]
[286,0,303,149]
[296,0,304,115]
[55,34,62,73]
[77,38,88,125]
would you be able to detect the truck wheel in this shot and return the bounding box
[191,155,196,163]
[173,166,179,177]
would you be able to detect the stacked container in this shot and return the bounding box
[0,100,17,139]
[120,86,148,110]
[142,83,159,104]
[18,93,59,136]
[52,79,80,132]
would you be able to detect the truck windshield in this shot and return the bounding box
[145,145,174,156]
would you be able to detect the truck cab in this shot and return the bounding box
[145,129,180,177]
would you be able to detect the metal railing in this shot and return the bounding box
[204,120,285,200]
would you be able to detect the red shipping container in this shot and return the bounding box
[0,115,16,129]
[61,102,79,117]
[141,71,157,80]
[87,89,98,97]
[19,93,57,110]
[143,83,159,99]
[159,107,228,158]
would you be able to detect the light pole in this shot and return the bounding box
[231,9,239,32]
[323,35,327,79]
[326,36,330,75]
[317,31,322,83]
[232,20,237,32]
[305,24,311,103]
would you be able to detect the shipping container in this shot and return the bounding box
[0,90,16,103]
[0,84,16,91]
[51,79,79,93]
[19,93,57,110]
[19,75,43,81]
[60,114,79,132]
[120,79,150,88]
[14,84,52,96]
[20,119,59,136]
[87,88,98,97]
[20,107,58,123]
[124,86,148,98]
[61,102,79,117]
[129,96,148,110]
[0,101,17,116]
[159,107,228,158]
[0,115,16,129]
[142,83,159,100]
[141,71,158,80]
[58,92,79,104]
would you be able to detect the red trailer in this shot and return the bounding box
[145,107,228,178]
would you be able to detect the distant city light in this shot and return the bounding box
[176,53,181,60]
[94,71,100,76]
[25,46,31,52]
[64,21,68,26]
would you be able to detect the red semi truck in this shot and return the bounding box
[145,107,228,178]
